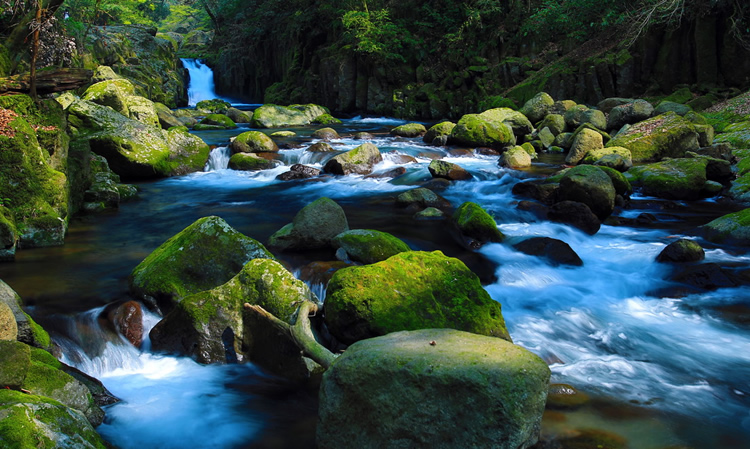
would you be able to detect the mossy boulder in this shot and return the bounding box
[226,107,252,124]
[195,99,231,114]
[317,329,549,449]
[323,143,383,175]
[124,95,160,128]
[564,105,607,131]
[520,92,554,124]
[502,146,532,168]
[654,101,692,116]
[480,108,534,137]
[228,153,277,171]
[67,99,209,179]
[198,113,236,129]
[0,280,50,349]
[154,102,182,129]
[313,113,342,125]
[0,207,18,261]
[395,188,451,210]
[626,158,709,200]
[0,340,30,388]
[557,165,616,220]
[606,112,699,162]
[82,79,136,116]
[423,121,455,146]
[391,123,427,137]
[0,302,17,340]
[0,390,108,449]
[91,65,119,83]
[701,208,750,245]
[268,197,349,251]
[332,229,410,264]
[581,146,633,170]
[449,113,516,149]
[714,120,750,149]
[428,159,473,181]
[565,128,604,165]
[324,250,511,345]
[230,131,278,154]
[150,258,315,366]
[607,99,654,131]
[656,239,705,263]
[452,201,505,245]
[597,165,632,196]
[312,127,340,140]
[251,103,330,128]
[129,216,274,309]
[513,237,583,267]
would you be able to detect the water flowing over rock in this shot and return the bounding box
[323,143,382,175]
[324,251,511,345]
[317,329,549,449]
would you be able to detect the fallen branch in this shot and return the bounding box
[244,301,337,369]
[0,68,92,96]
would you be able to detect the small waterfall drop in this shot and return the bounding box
[181,58,219,107]
[204,146,231,171]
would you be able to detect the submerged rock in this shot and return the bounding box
[324,251,511,345]
[395,187,451,211]
[513,237,583,266]
[267,197,349,251]
[317,329,549,449]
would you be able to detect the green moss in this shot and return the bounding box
[228,153,276,171]
[391,123,427,137]
[332,229,411,264]
[453,202,505,243]
[450,114,515,148]
[24,315,51,350]
[627,158,708,200]
[196,99,231,113]
[606,112,698,161]
[199,113,236,129]
[28,347,61,369]
[702,208,750,244]
[230,131,278,154]
[662,87,694,104]
[313,113,342,125]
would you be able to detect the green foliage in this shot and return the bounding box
[341,8,412,63]
[522,0,628,42]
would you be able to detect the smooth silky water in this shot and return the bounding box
[1,64,749,448]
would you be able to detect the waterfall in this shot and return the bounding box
[181,58,220,107]
[204,146,231,171]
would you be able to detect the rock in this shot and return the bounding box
[324,251,511,344]
[702,208,750,245]
[226,107,252,123]
[557,429,627,449]
[91,65,120,83]
[195,99,231,114]
[565,128,604,165]
[308,142,335,152]
[0,389,109,448]
[313,113,342,125]
[546,383,590,409]
[150,258,317,372]
[557,165,616,220]
[153,102,182,129]
[564,105,607,131]
[0,280,50,349]
[626,158,708,200]
[513,237,583,266]
[230,131,278,154]
[414,207,445,220]
[512,180,559,205]
[313,127,340,140]
[452,201,505,245]
[548,201,601,235]
[423,121,455,145]
[395,188,451,210]
[0,301,17,341]
[428,159,473,181]
[656,239,705,263]
[124,95,160,128]
[391,123,427,137]
[0,340,29,388]
[520,92,554,123]
[581,146,632,169]
[353,132,374,140]
[197,113,236,130]
[251,103,330,128]
[597,97,636,114]
[276,164,322,181]
[317,329,549,449]
[332,229,410,264]
[107,301,144,347]
[502,146,533,168]
[551,100,577,115]
[0,208,18,261]
[270,130,296,138]
[449,113,516,149]
[129,216,273,309]
[607,112,699,162]
[68,99,209,179]
[323,143,383,175]
[480,108,534,138]
[669,263,738,291]
[654,101,692,116]
[597,165,632,197]
[228,153,277,171]
[82,79,136,116]
[607,99,654,131]
[268,197,349,251]
[538,114,566,136]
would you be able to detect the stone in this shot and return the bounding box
[502,146,533,168]
[538,114,566,136]
[313,113,342,125]
[656,239,705,263]
[546,383,590,409]
[124,95,160,128]
[0,280,50,349]
[323,143,383,175]
[702,208,750,245]
[129,216,274,309]
[198,113,236,129]
[513,237,583,266]
[597,97,635,114]
[332,229,410,265]
[0,340,30,388]
[308,142,335,152]
[268,197,349,251]
[520,92,554,123]
[564,105,607,131]
[324,251,511,344]
[538,127,556,148]
[428,159,473,181]
[581,146,632,169]
[449,113,516,149]
[226,107,252,123]
[452,201,505,245]
[0,302,17,341]
[626,158,708,200]
[395,188,451,210]
[654,101,692,116]
[557,165,616,220]
[313,127,340,140]
[597,165,632,197]
[565,128,604,165]
[230,131,279,154]
[669,263,738,291]
[479,108,534,138]
[276,164,322,181]
[606,112,699,162]
[153,102,182,129]
[390,123,427,137]
[317,329,549,449]
[228,153,277,171]
[251,103,330,128]
[82,79,136,116]
[270,130,296,138]
[108,301,144,347]
[607,99,654,131]
[423,121,455,146]
[548,201,601,235]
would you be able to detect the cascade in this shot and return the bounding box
[204,146,231,171]
[181,58,220,107]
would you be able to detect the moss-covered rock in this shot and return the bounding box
[228,153,277,171]
[150,258,315,366]
[564,105,607,131]
[626,157,709,200]
[313,113,342,125]
[312,127,340,140]
[423,121,455,146]
[654,101,692,116]
[268,197,349,251]
[520,92,554,123]
[0,281,50,349]
[198,113,236,129]
[714,120,750,149]
[479,107,534,138]
[195,99,231,114]
[251,103,330,128]
[230,131,278,154]
[271,130,296,138]
[0,302,17,341]
[428,159,473,181]
[565,128,604,165]
[124,95,160,128]
[317,329,549,449]
[395,188,451,210]
[324,251,511,345]
[452,201,505,245]
[332,229,410,265]
[580,146,632,169]
[391,123,427,137]
[82,79,136,116]
[0,207,18,261]
[557,165,616,220]
[323,143,383,175]
[502,146,533,168]
[607,99,654,131]
[701,208,750,245]
[0,340,30,388]
[129,216,274,309]
[656,239,705,263]
[449,113,516,149]
[597,165,632,196]
[538,114,566,136]
[154,102,182,129]
[606,112,699,162]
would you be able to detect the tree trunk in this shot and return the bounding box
[29,4,42,101]
[0,68,93,95]
[6,0,66,73]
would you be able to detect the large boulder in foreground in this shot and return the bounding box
[317,329,550,449]
[268,197,349,251]
[606,112,699,162]
[251,103,330,128]
[324,251,511,345]
[129,216,273,309]
[323,143,383,175]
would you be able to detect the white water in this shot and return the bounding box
[182,58,222,107]
[205,145,232,171]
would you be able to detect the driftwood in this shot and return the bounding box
[0,68,92,96]
[244,301,337,369]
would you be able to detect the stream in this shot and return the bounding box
[0,61,749,448]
